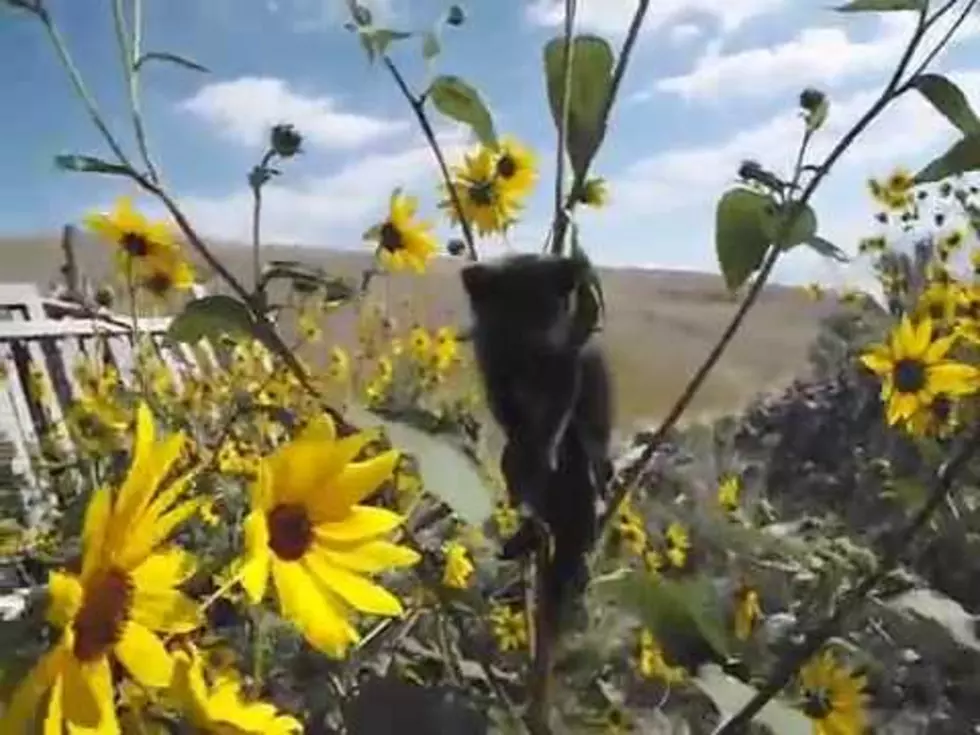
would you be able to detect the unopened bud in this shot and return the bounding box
[94,286,114,308]
[446,4,465,26]
[270,123,303,158]
[447,238,466,256]
[799,87,826,113]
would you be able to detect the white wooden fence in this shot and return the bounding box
[0,282,207,486]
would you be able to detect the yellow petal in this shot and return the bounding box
[0,643,66,733]
[859,347,892,376]
[319,540,420,574]
[267,431,369,507]
[170,650,210,727]
[240,512,271,604]
[61,656,111,731]
[271,560,358,658]
[47,571,83,629]
[131,546,197,590]
[928,362,980,396]
[924,334,957,362]
[303,548,404,616]
[113,622,174,689]
[80,487,112,580]
[117,496,200,570]
[314,506,406,543]
[109,402,159,532]
[43,676,62,735]
[910,317,934,357]
[310,450,400,522]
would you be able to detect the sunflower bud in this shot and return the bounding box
[351,3,372,26]
[270,123,303,158]
[94,285,114,308]
[446,4,465,26]
[799,87,826,114]
[447,239,466,256]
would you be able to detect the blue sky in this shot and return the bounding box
[2,0,980,288]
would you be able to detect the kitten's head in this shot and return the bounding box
[461,254,586,330]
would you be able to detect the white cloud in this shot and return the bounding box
[174,132,468,245]
[654,11,980,102]
[178,77,408,151]
[669,23,704,46]
[525,0,786,35]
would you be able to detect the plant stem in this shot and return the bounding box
[382,55,479,261]
[713,425,980,733]
[251,150,275,295]
[598,0,934,540]
[551,0,578,256]
[549,0,650,255]
[112,0,160,182]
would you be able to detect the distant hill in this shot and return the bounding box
[0,232,836,430]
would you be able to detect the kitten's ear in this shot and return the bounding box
[461,263,495,301]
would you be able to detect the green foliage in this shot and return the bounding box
[133,51,209,74]
[715,188,776,291]
[54,154,130,177]
[543,35,614,181]
[427,75,498,149]
[346,405,494,526]
[915,135,980,183]
[911,74,980,136]
[775,201,819,249]
[165,295,259,346]
[805,236,850,263]
[258,261,355,303]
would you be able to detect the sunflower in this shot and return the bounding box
[664,522,691,569]
[797,650,869,735]
[237,416,420,658]
[492,137,538,200]
[492,502,520,539]
[859,315,979,429]
[366,190,438,273]
[138,249,197,300]
[85,196,184,278]
[914,282,958,326]
[0,403,203,733]
[170,644,302,734]
[442,147,521,237]
[636,630,686,684]
[442,540,474,590]
[488,604,528,652]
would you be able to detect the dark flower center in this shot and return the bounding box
[379,221,404,253]
[73,567,133,662]
[469,181,495,207]
[802,689,832,720]
[121,232,150,257]
[267,503,313,561]
[496,155,517,179]
[928,302,945,320]
[144,271,174,296]
[893,358,927,394]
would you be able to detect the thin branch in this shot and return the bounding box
[551,0,578,255]
[713,425,980,733]
[382,55,479,262]
[895,0,976,93]
[251,150,275,294]
[113,0,160,182]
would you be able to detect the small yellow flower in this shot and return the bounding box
[138,250,196,300]
[493,502,520,539]
[734,586,762,641]
[442,540,475,590]
[327,346,351,383]
[642,548,663,575]
[915,282,958,325]
[798,650,869,735]
[85,195,187,280]
[493,136,538,200]
[433,326,460,372]
[236,416,420,658]
[665,522,690,569]
[442,147,521,237]
[580,177,609,208]
[298,309,323,343]
[366,189,439,273]
[860,315,979,430]
[409,326,432,363]
[717,475,741,514]
[171,644,302,734]
[857,236,886,256]
[489,604,528,652]
[637,630,686,684]
[938,228,965,259]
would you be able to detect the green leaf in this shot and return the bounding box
[836,0,924,10]
[604,571,732,664]
[422,30,441,61]
[693,665,812,735]
[428,75,497,148]
[134,51,209,73]
[345,405,494,526]
[910,74,980,136]
[715,188,777,291]
[915,135,980,184]
[770,201,818,249]
[166,295,258,346]
[54,154,130,177]
[543,35,614,181]
[260,261,355,302]
[806,236,850,263]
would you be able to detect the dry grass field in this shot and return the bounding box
[0,232,836,432]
